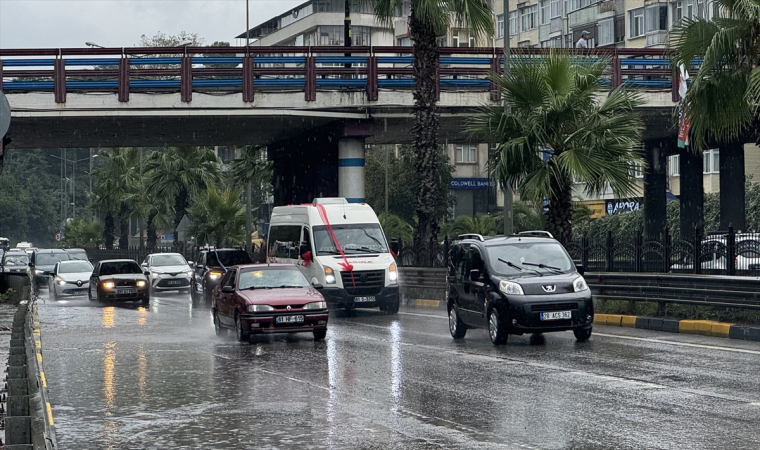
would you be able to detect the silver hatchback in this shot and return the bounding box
[48,260,94,300]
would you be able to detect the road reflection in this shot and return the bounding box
[103,342,116,409]
[137,306,147,326]
[102,306,115,328]
[390,320,403,413]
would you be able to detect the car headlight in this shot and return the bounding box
[248,304,274,312]
[304,301,327,310]
[183,269,193,277]
[389,263,398,282]
[208,271,223,280]
[56,277,66,286]
[324,267,336,284]
[136,281,147,288]
[35,269,44,275]
[573,276,589,292]
[102,281,115,289]
[499,280,524,296]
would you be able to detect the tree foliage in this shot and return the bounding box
[469,51,644,244]
[188,186,246,247]
[64,218,103,248]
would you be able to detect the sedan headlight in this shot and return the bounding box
[208,271,223,280]
[35,269,44,275]
[56,277,66,286]
[102,281,115,289]
[304,301,327,310]
[248,304,274,312]
[324,267,336,284]
[573,276,589,292]
[499,280,524,296]
[136,281,147,288]
[389,263,398,282]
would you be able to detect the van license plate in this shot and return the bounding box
[540,311,571,321]
[276,315,304,324]
[354,296,376,303]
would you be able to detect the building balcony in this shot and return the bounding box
[646,30,668,47]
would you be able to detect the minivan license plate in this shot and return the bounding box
[540,311,571,321]
[354,296,376,303]
[276,315,304,324]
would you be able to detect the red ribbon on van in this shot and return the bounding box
[314,203,355,289]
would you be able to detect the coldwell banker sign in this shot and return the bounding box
[605,198,642,215]
[450,178,492,190]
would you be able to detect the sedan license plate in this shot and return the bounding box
[354,296,376,303]
[540,311,571,321]
[276,315,305,324]
[116,288,137,295]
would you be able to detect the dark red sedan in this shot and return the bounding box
[211,264,328,342]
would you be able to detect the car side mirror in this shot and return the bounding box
[575,264,585,276]
[469,269,481,282]
[143,271,150,276]
[221,286,235,294]
[312,283,324,290]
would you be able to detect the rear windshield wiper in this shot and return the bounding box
[498,258,543,276]
[522,262,563,273]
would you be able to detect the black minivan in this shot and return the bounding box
[447,232,593,345]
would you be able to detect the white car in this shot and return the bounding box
[48,260,94,300]
[141,253,193,293]
[670,234,760,273]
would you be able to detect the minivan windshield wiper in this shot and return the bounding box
[523,262,564,273]
[497,258,542,276]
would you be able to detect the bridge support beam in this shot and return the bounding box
[679,147,703,240]
[338,138,365,203]
[720,141,745,231]
[644,140,668,241]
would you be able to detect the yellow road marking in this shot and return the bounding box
[46,402,54,426]
[414,299,440,308]
[40,371,47,388]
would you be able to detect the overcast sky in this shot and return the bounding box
[0,0,303,49]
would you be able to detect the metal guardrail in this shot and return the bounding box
[0,46,687,104]
[398,266,760,311]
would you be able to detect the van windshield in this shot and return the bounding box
[313,224,388,255]
[487,242,575,276]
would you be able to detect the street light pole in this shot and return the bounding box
[502,0,514,236]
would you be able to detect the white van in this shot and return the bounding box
[268,198,399,313]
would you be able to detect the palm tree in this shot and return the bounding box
[92,149,140,249]
[378,212,414,243]
[367,0,493,258]
[63,218,104,248]
[671,2,759,149]
[144,148,222,248]
[440,213,499,239]
[188,186,246,247]
[469,51,644,244]
[228,146,272,252]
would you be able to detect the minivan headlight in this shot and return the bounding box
[304,301,327,310]
[248,304,274,312]
[573,276,589,292]
[325,267,336,284]
[389,263,398,282]
[499,280,524,296]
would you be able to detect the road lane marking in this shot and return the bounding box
[399,311,760,356]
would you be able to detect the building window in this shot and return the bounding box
[497,14,504,38]
[509,11,519,35]
[669,155,680,176]
[540,0,551,25]
[521,5,537,32]
[456,144,478,164]
[629,162,644,179]
[541,36,562,47]
[437,35,448,47]
[703,149,719,174]
[597,18,614,46]
[645,5,667,33]
[550,0,561,18]
[452,29,475,47]
[630,8,644,38]
[397,37,411,46]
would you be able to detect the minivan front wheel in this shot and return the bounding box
[573,326,592,342]
[488,307,508,345]
[448,305,467,339]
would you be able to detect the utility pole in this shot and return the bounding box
[385,146,389,218]
[245,0,250,50]
[502,0,514,236]
[344,0,352,69]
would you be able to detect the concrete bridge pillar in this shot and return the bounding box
[644,140,668,241]
[679,148,704,240]
[720,141,745,231]
[338,138,365,203]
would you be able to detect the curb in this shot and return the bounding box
[594,313,760,342]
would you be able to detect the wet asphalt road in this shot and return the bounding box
[36,291,760,450]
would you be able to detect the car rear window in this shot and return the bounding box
[207,251,252,267]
